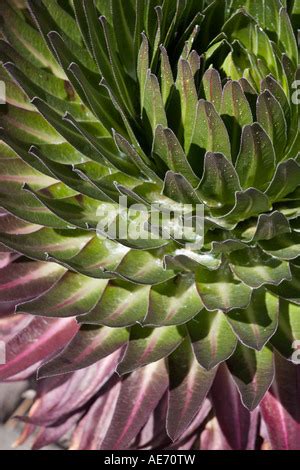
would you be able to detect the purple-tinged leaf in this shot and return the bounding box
[202,68,222,112]
[0,261,64,304]
[70,377,121,450]
[260,353,300,450]
[260,231,300,261]
[167,399,211,450]
[211,363,258,450]
[0,317,78,380]
[16,272,107,318]
[5,362,41,382]
[0,315,32,343]
[153,125,199,187]
[38,325,129,378]
[200,417,231,450]
[261,75,291,123]
[167,338,216,441]
[152,125,199,188]
[117,325,185,375]
[31,411,83,450]
[113,131,160,183]
[134,393,168,449]
[0,252,13,269]
[28,354,120,427]
[0,226,93,262]
[213,188,270,228]
[101,360,169,450]
[163,171,202,205]
[252,211,291,242]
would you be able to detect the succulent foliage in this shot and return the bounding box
[0,0,299,450]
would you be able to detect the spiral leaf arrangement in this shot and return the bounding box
[0,0,299,450]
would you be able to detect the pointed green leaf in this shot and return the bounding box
[22,184,101,230]
[163,171,202,204]
[257,90,287,161]
[229,247,291,288]
[80,280,150,327]
[227,344,275,411]
[202,68,223,112]
[226,289,279,351]
[235,123,276,191]
[220,80,253,160]
[50,236,127,279]
[28,0,96,72]
[145,275,203,326]
[63,112,138,175]
[197,152,240,212]
[271,299,300,360]
[213,188,270,228]
[226,0,280,33]
[137,32,149,114]
[268,264,300,305]
[260,231,300,260]
[188,310,237,370]
[117,325,185,375]
[153,126,199,187]
[67,62,124,134]
[0,227,92,262]
[196,263,252,312]
[28,146,110,202]
[279,7,298,67]
[176,58,198,152]
[31,98,101,162]
[143,71,167,133]
[261,75,291,124]
[2,1,63,76]
[190,100,231,161]
[164,250,222,271]
[252,211,291,241]
[113,131,160,183]
[111,0,135,76]
[115,249,175,285]
[265,159,300,202]
[160,45,174,106]
[83,0,134,114]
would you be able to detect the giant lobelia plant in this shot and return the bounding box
[0,0,299,450]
